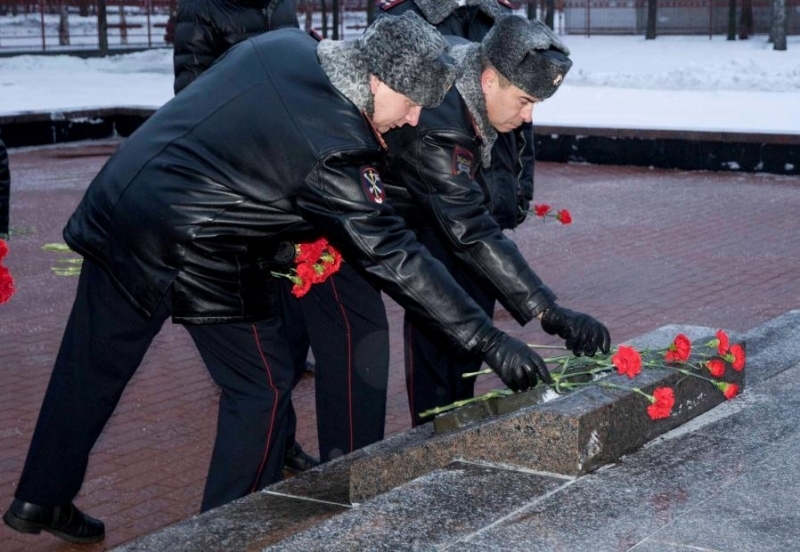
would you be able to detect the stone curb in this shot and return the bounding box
[2,109,798,175]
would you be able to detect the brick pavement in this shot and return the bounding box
[1,139,798,551]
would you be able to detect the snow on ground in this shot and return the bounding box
[0,31,798,134]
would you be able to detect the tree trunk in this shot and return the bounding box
[545,0,555,28]
[321,0,328,38]
[727,0,736,40]
[119,1,127,45]
[738,0,753,38]
[58,4,70,46]
[527,0,536,20]
[97,0,108,55]
[366,0,375,24]
[645,0,657,39]
[331,0,338,39]
[770,0,787,50]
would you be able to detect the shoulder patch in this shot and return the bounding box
[452,146,475,177]
[361,166,386,204]
[379,0,408,11]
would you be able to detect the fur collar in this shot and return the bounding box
[452,43,496,167]
[317,40,374,116]
[412,0,504,24]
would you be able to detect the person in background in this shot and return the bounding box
[0,128,9,239]
[383,14,612,423]
[380,0,539,425]
[4,13,552,544]
[172,0,317,474]
[172,0,299,94]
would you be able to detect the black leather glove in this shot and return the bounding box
[481,331,553,392]
[516,196,531,226]
[541,304,611,357]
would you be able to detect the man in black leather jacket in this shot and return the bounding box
[172,0,299,94]
[0,128,9,239]
[380,0,543,426]
[172,0,318,476]
[383,14,612,423]
[3,13,554,544]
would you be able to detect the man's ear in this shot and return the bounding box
[480,68,496,94]
[369,74,380,95]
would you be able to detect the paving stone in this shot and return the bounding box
[112,492,348,552]
[264,461,570,552]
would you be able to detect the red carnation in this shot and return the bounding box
[533,204,551,217]
[0,265,15,305]
[715,329,730,355]
[729,344,745,371]
[664,333,691,363]
[296,239,328,264]
[612,345,642,379]
[647,387,675,420]
[706,358,726,378]
[715,381,739,400]
[0,239,8,261]
[556,209,572,225]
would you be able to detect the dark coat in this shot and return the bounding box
[380,0,535,229]
[64,29,495,355]
[173,0,298,94]
[0,129,9,236]
[383,83,556,326]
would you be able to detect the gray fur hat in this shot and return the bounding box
[482,15,572,100]
[359,12,458,108]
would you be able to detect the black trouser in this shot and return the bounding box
[15,259,294,512]
[277,262,389,462]
[404,227,496,427]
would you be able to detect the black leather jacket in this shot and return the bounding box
[0,129,8,236]
[380,0,535,229]
[64,29,497,356]
[383,84,556,326]
[173,0,298,94]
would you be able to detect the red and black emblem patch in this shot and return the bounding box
[452,146,475,177]
[360,166,385,204]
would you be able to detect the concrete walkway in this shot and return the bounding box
[1,138,798,551]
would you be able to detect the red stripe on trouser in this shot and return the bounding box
[329,277,355,453]
[404,319,416,425]
[248,323,280,494]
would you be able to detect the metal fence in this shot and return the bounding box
[559,0,799,36]
[0,0,796,55]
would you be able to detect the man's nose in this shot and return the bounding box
[521,103,534,124]
[406,106,422,126]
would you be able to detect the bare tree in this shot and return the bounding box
[770,0,787,50]
[738,0,753,39]
[645,0,657,39]
[544,0,555,28]
[726,0,736,40]
[58,3,70,46]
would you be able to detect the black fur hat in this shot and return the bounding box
[359,12,458,108]
[483,15,572,100]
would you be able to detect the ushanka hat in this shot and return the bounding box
[359,12,458,108]
[482,15,572,100]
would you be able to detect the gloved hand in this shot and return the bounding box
[481,331,553,392]
[516,196,531,226]
[541,304,611,357]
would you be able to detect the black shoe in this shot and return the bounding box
[3,499,105,544]
[283,442,320,473]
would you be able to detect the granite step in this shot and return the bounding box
[112,310,800,551]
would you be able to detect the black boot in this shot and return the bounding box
[3,499,105,544]
[283,441,320,473]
